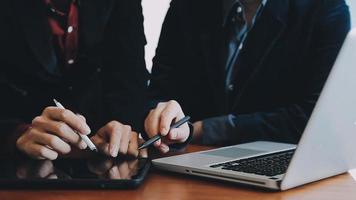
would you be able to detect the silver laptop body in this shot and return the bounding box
[152,29,356,190]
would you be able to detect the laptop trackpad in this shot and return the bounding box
[202,147,265,158]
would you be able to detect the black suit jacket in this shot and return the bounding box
[0,0,148,150]
[149,0,351,144]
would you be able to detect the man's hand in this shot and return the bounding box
[144,100,190,154]
[91,121,148,158]
[16,107,91,160]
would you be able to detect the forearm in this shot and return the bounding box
[0,120,29,156]
[103,0,148,132]
[199,105,308,145]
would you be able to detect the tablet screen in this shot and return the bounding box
[0,156,150,188]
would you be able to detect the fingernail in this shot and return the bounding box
[161,127,168,135]
[110,146,118,157]
[140,150,148,158]
[85,126,91,135]
[79,141,87,149]
[154,140,160,147]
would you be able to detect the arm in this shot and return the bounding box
[102,0,149,133]
[0,1,28,154]
[149,0,185,107]
[198,0,351,145]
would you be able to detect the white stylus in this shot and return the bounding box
[53,99,98,152]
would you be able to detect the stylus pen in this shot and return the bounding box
[53,99,98,152]
[138,116,191,150]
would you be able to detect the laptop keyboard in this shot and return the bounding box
[209,149,295,177]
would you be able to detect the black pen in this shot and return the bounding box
[138,116,191,150]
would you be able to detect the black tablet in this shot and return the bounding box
[0,156,151,189]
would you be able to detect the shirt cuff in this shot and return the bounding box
[200,114,237,145]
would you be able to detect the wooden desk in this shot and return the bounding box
[1,145,356,200]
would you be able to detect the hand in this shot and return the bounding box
[16,107,91,160]
[144,100,190,154]
[91,121,148,158]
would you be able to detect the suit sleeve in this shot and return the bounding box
[200,0,351,145]
[0,1,28,154]
[102,0,149,133]
[149,0,184,106]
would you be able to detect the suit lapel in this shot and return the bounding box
[198,1,227,111]
[16,0,58,75]
[231,0,290,109]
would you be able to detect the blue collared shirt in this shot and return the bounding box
[223,0,268,94]
[201,0,268,145]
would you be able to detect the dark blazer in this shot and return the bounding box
[0,0,148,149]
[149,0,351,144]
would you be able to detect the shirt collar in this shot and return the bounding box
[222,0,268,26]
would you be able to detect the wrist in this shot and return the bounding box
[192,121,203,143]
[6,123,31,156]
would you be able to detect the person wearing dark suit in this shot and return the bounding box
[144,0,351,153]
[0,0,149,159]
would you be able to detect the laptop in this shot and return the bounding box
[0,155,150,189]
[152,28,356,190]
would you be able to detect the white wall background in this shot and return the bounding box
[349,0,356,27]
[142,0,356,70]
[142,0,171,71]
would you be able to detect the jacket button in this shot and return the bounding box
[96,67,102,73]
[68,86,73,91]
[236,6,242,14]
[228,84,234,92]
[68,59,75,65]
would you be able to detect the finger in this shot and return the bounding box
[118,162,131,180]
[74,114,88,149]
[31,129,71,154]
[159,101,182,136]
[127,132,139,157]
[127,160,139,177]
[154,138,161,148]
[42,107,91,135]
[26,143,58,160]
[144,103,166,138]
[47,174,59,179]
[36,160,55,178]
[128,160,139,171]
[138,137,148,158]
[118,126,131,155]
[167,126,190,142]
[158,143,170,154]
[108,166,121,179]
[32,117,86,149]
[104,122,124,157]
[91,134,110,156]
[77,140,88,150]
[76,114,86,122]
